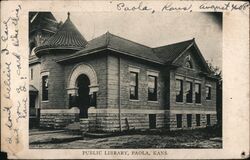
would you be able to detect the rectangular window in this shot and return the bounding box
[206,86,211,100]
[30,68,33,80]
[149,114,156,129]
[195,83,201,104]
[148,75,157,101]
[196,114,200,126]
[130,72,138,100]
[42,75,49,101]
[207,114,211,126]
[187,114,192,127]
[176,114,182,128]
[186,81,193,103]
[176,79,183,102]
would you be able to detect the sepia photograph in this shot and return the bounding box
[1,0,249,159]
[28,11,222,149]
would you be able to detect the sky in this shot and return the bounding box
[53,12,222,69]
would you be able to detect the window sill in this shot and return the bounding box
[195,103,202,105]
[186,102,193,104]
[42,100,49,103]
[129,99,139,102]
[148,100,159,103]
[176,102,184,104]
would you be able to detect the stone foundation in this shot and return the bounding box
[39,107,79,129]
[169,111,217,130]
[88,107,169,132]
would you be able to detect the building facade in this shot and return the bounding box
[29,12,218,132]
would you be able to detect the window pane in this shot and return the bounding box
[187,114,192,127]
[195,83,201,103]
[206,86,211,100]
[176,114,182,128]
[196,114,200,126]
[42,75,48,100]
[186,81,193,103]
[148,76,157,101]
[130,72,138,100]
[176,79,183,102]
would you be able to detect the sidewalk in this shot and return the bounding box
[29,129,82,145]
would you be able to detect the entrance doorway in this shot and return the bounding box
[77,74,90,118]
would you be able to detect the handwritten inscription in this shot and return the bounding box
[113,1,249,13]
[161,3,192,12]
[1,4,23,145]
[3,62,11,99]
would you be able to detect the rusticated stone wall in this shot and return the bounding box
[39,107,79,129]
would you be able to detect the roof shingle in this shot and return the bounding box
[35,12,88,54]
[153,39,194,64]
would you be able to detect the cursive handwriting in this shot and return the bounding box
[116,1,154,13]
[1,45,9,55]
[14,128,20,144]
[16,83,26,93]
[3,62,11,99]
[10,29,19,46]
[3,106,13,130]
[1,18,10,41]
[200,2,230,11]
[12,52,21,75]
[162,3,192,12]
[16,98,27,122]
[231,3,249,11]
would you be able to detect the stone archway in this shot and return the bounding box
[67,63,99,110]
[67,63,99,95]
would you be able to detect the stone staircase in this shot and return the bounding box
[64,118,89,135]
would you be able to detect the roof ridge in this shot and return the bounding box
[106,32,153,50]
[153,38,194,49]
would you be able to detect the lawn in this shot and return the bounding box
[29,126,222,149]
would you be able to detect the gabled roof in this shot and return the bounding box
[153,39,194,64]
[35,12,88,55]
[57,32,165,64]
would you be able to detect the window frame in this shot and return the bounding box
[30,68,33,80]
[176,79,184,103]
[147,75,158,101]
[129,71,139,100]
[207,114,211,126]
[206,85,212,100]
[195,83,201,104]
[176,114,182,128]
[187,114,192,128]
[185,81,193,103]
[196,114,201,126]
[42,75,49,101]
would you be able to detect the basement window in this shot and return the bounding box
[207,114,211,126]
[176,114,182,128]
[196,114,200,126]
[187,114,192,127]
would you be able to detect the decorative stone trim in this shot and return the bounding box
[88,108,168,114]
[147,70,159,77]
[40,107,80,114]
[67,63,98,94]
[128,66,140,73]
[170,110,216,114]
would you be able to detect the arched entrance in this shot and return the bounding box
[76,74,90,118]
[67,63,99,119]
